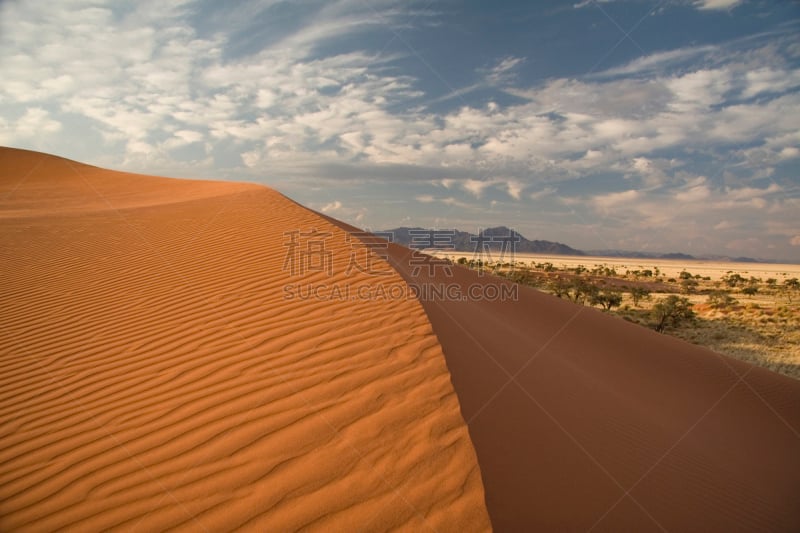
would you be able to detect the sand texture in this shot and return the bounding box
[0,148,490,531]
[4,146,800,532]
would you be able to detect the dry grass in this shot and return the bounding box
[619,296,800,380]
[452,256,800,380]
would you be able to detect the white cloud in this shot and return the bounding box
[0,0,798,259]
[505,180,525,200]
[743,67,800,98]
[17,108,62,135]
[667,69,731,111]
[592,189,640,211]
[530,187,556,200]
[675,184,711,202]
[462,179,495,198]
[693,0,742,11]
[321,200,342,212]
[591,44,719,78]
[725,183,781,201]
[0,107,62,145]
[485,56,524,85]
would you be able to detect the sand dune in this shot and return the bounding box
[4,147,799,532]
[375,244,800,531]
[0,148,489,531]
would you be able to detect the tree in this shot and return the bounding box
[680,278,698,294]
[741,285,758,298]
[722,273,745,287]
[566,278,598,305]
[651,296,695,333]
[783,278,799,302]
[548,277,571,299]
[591,290,623,310]
[706,290,737,309]
[629,287,651,307]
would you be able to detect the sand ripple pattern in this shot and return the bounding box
[0,148,490,532]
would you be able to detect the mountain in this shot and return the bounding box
[589,250,769,263]
[380,226,585,256]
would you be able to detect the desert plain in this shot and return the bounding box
[426,250,800,283]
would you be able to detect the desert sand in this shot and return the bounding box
[3,147,800,532]
[0,148,489,531]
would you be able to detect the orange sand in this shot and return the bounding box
[0,148,490,531]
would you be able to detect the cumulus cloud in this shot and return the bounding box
[0,107,62,146]
[1,0,798,259]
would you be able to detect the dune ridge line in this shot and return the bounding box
[0,147,490,532]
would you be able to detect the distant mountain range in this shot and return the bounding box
[586,250,764,263]
[379,226,772,263]
[380,226,584,256]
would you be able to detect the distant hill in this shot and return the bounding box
[380,226,585,256]
[375,227,771,263]
[588,250,766,263]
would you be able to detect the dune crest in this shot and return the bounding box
[0,148,490,531]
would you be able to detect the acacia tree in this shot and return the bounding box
[630,287,651,307]
[651,295,695,333]
[707,290,737,309]
[741,285,758,298]
[548,277,571,299]
[784,278,800,302]
[568,279,598,305]
[591,289,623,310]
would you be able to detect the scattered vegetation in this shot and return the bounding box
[452,256,800,380]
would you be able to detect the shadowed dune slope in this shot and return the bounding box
[0,148,490,531]
[374,243,800,531]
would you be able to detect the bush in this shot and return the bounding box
[741,285,758,297]
[706,290,737,309]
[651,296,695,333]
[680,278,698,294]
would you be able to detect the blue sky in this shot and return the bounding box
[2,0,799,261]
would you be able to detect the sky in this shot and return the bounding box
[1,0,799,261]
